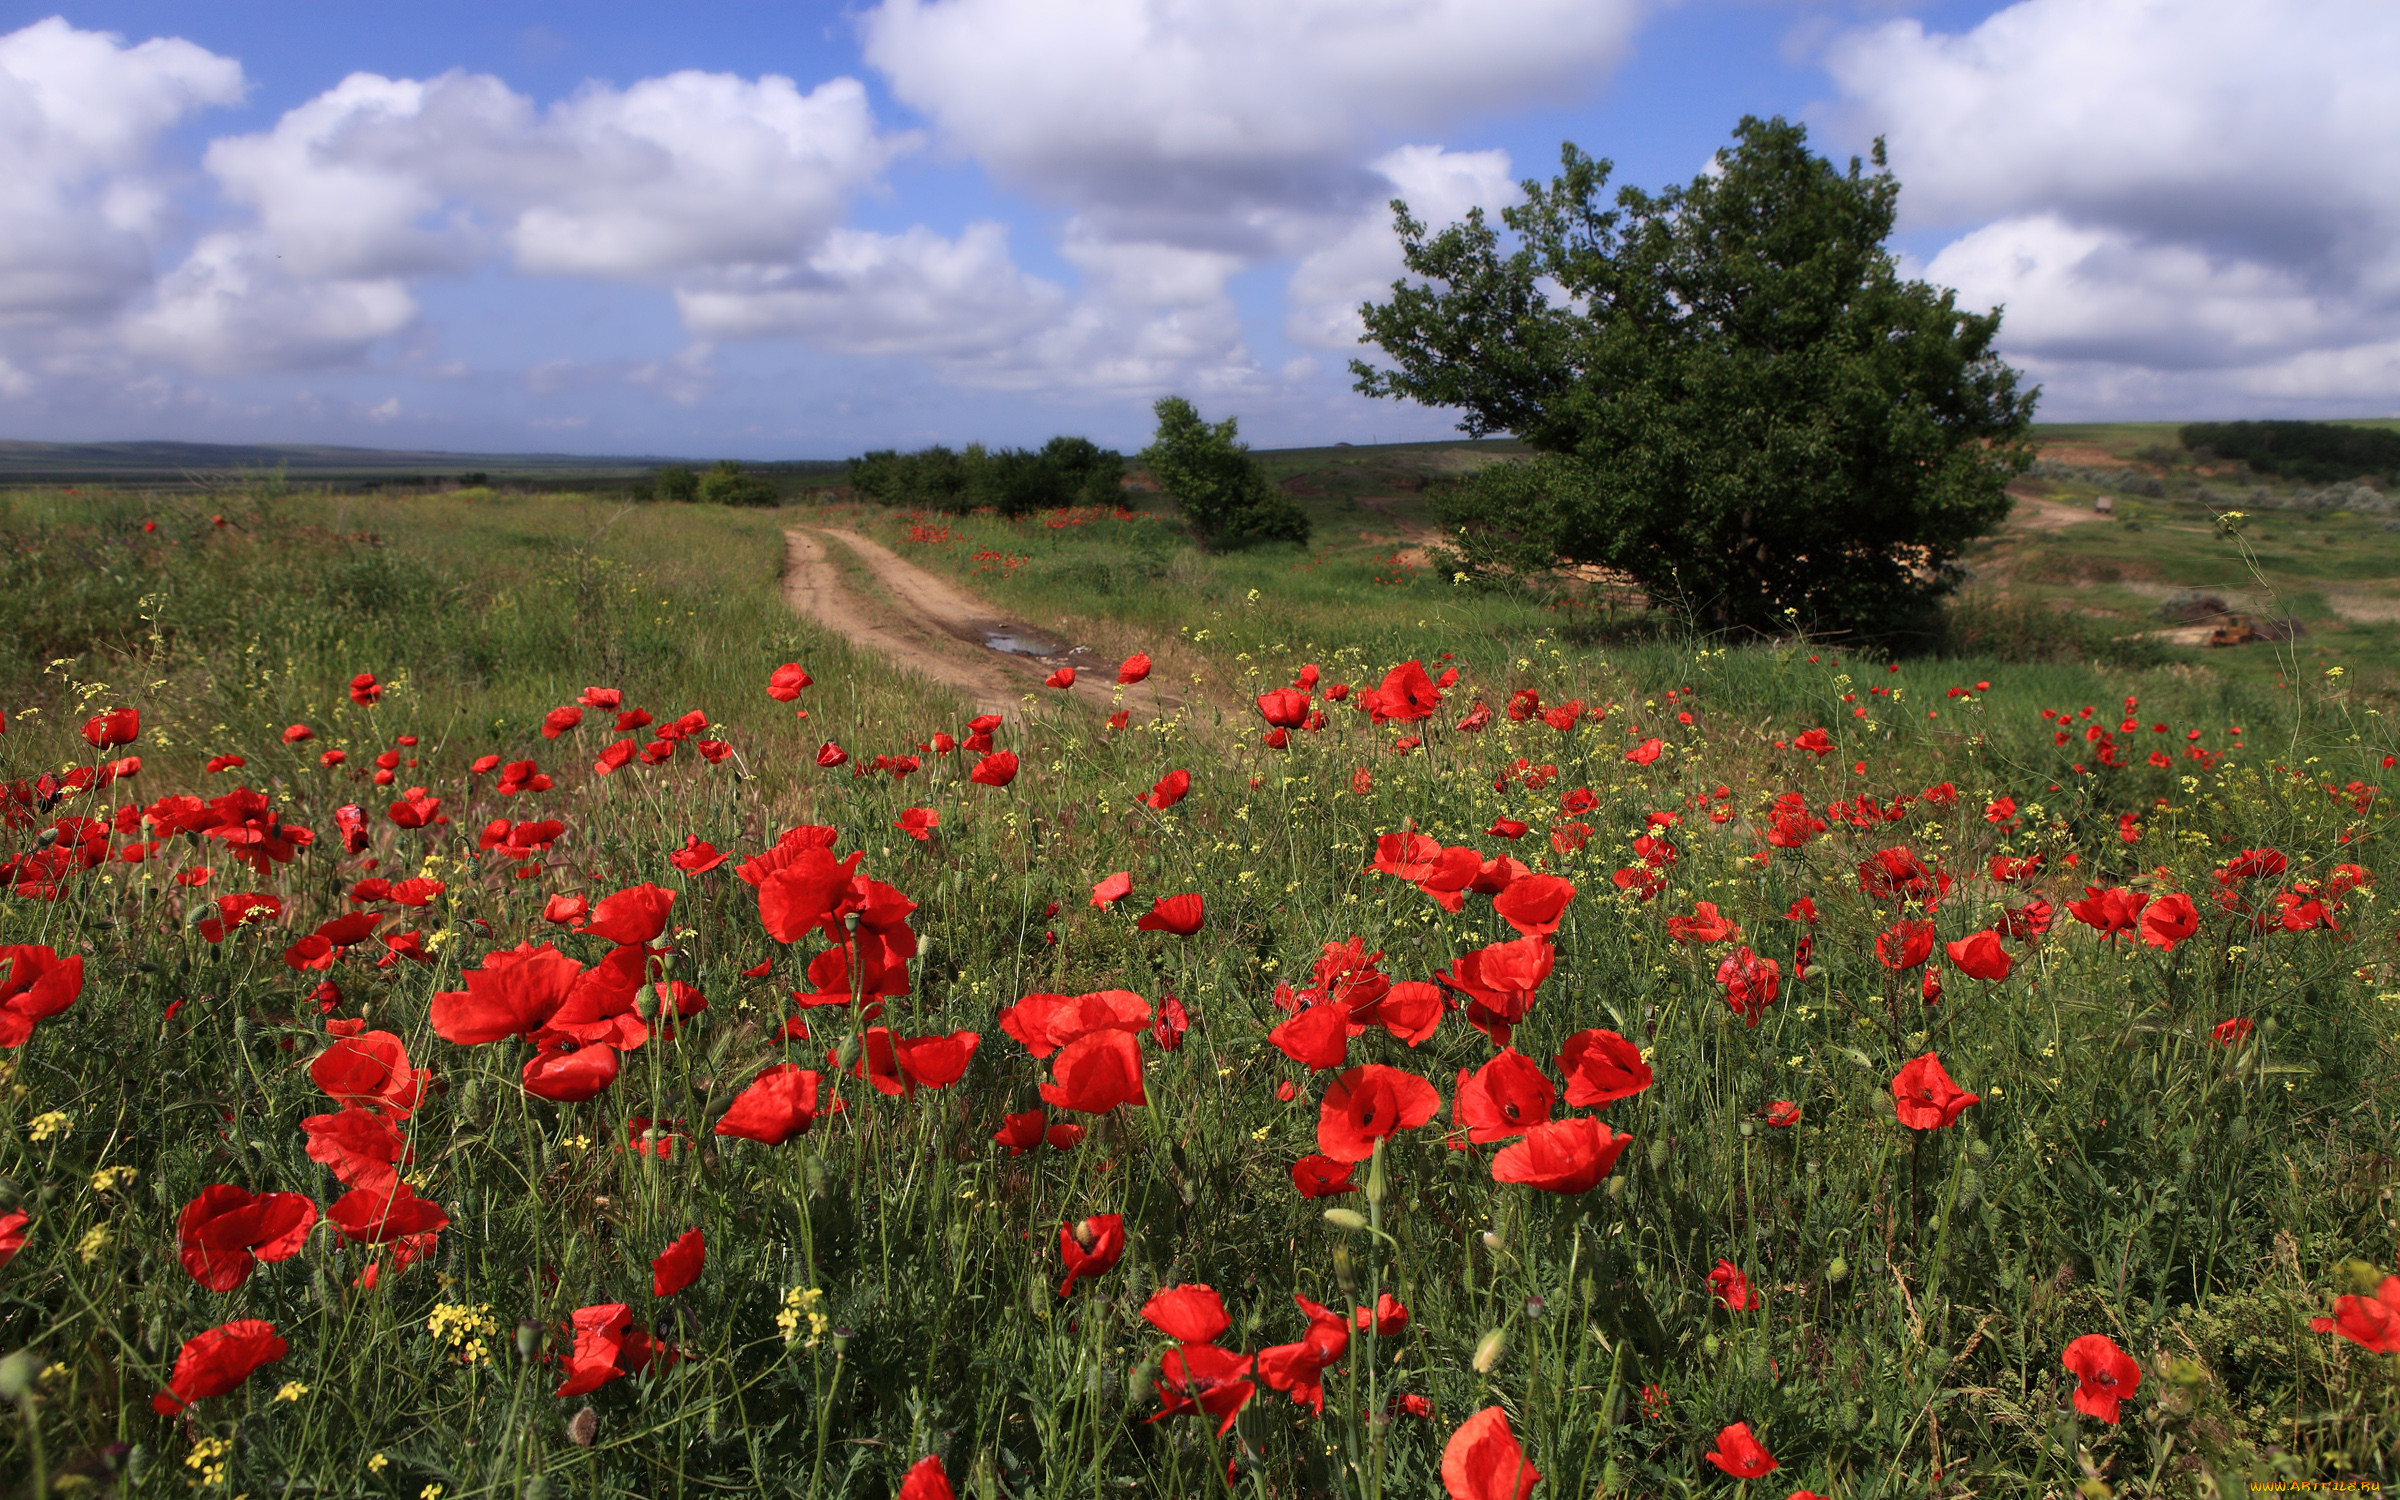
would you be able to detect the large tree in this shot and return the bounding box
[1353,116,2037,638]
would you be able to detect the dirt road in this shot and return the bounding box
[780,527,1194,720]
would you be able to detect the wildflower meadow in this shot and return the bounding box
[0,486,2393,1497]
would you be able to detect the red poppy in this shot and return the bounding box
[588,882,676,944]
[889,1028,980,1092]
[1136,894,1205,935]
[1492,873,1575,937]
[177,1185,320,1291]
[1291,1154,1359,1197]
[1453,1049,1556,1143]
[1117,652,1151,683]
[1257,1294,1351,1413]
[1876,919,1937,971]
[1945,930,2012,982]
[2139,892,2200,950]
[999,989,1151,1057]
[1040,1029,1147,1114]
[2310,1274,2400,1353]
[652,1229,705,1297]
[0,1209,26,1268]
[1151,994,1189,1051]
[1625,737,1663,765]
[543,894,589,926]
[1353,1293,1408,1335]
[669,836,730,874]
[2047,1333,2143,1424]
[1366,980,1444,1046]
[0,945,83,1048]
[1142,769,1191,810]
[970,751,1019,786]
[815,741,848,768]
[767,663,814,701]
[1317,1065,1442,1162]
[1269,1002,1350,1071]
[431,943,583,1044]
[897,1455,955,1500]
[1666,900,1740,944]
[1441,1405,1540,1500]
[1150,1343,1255,1435]
[1491,1116,1631,1193]
[328,1181,450,1244]
[1090,871,1133,908]
[2211,1016,2253,1047]
[1715,946,1782,1028]
[523,1036,621,1102]
[1257,688,1312,728]
[1704,1422,1777,1479]
[1997,898,2054,942]
[1487,817,1528,840]
[302,1107,409,1192]
[1556,1029,1651,1107]
[1763,1099,1801,1127]
[1891,1051,1979,1129]
[894,807,939,841]
[553,1302,677,1397]
[152,1319,287,1414]
[309,1029,426,1118]
[714,1065,824,1144]
[1708,1258,1761,1311]
[1438,936,1554,1046]
[2067,885,2148,939]
[1045,666,1077,688]
[1357,659,1442,725]
[1057,1213,1126,1295]
[198,892,282,943]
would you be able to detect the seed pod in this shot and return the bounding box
[1826,1255,1849,1284]
[1647,1138,1670,1172]
[1954,1168,1981,1212]
[1471,1328,1506,1373]
[1323,1208,1369,1233]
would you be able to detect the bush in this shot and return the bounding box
[1138,396,1311,548]
[2178,420,2400,485]
[653,464,699,503]
[696,460,780,508]
[849,438,1124,517]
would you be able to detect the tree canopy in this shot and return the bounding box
[1139,397,1311,548]
[1353,115,2037,638]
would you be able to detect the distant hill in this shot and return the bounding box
[0,438,697,485]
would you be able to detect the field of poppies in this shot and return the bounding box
[0,485,2395,1498]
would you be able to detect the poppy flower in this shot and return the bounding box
[523,1037,621,1102]
[812,741,848,769]
[1491,1116,1631,1193]
[897,1455,956,1500]
[1891,1052,1979,1129]
[1136,894,1205,936]
[1151,994,1189,1051]
[1708,1258,1761,1311]
[894,807,939,841]
[1556,1029,1651,1107]
[1142,769,1191,810]
[998,989,1151,1058]
[1761,1099,1802,1128]
[970,751,1019,786]
[1317,1065,1442,1162]
[152,1319,287,1414]
[1437,936,1555,1046]
[1150,1343,1256,1435]
[543,894,589,927]
[2057,1333,2144,1423]
[1269,1002,1350,1071]
[0,945,83,1048]
[1945,930,2013,982]
[1704,1422,1777,1479]
[1256,1295,1351,1413]
[2140,893,2200,950]
[870,1028,979,1093]
[1057,1213,1126,1295]
[1144,1283,1231,1344]
[1453,1049,1556,1143]
[1365,981,1445,1046]
[554,1303,647,1397]
[1492,873,1574,937]
[177,1185,320,1291]
[651,1229,705,1297]
[767,663,814,701]
[1290,1154,1359,1198]
[1624,737,1663,765]
[1876,919,1937,971]
[1441,1405,1540,1500]
[0,1209,26,1268]
[2067,886,2148,940]
[1257,688,1312,729]
[328,1181,450,1244]
[1045,666,1076,688]
[1486,817,1528,840]
[1715,946,1782,1027]
[1665,901,1739,944]
[714,1065,824,1145]
[197,892,282,943]
[588,882,675,944]
[309,1029,426,1118]
[2211,1016,2253,1047]
[1040,1029,1147,1115]
[1117,652,1151,683]
[1090,871,1133,908]
[302,1107,409,1192]
[1997,898,2054,942]
[2309,1274,2400,1353]
[1353,1293,1408,1335]
[1356,660,1442,725]
[432,943,584,1044]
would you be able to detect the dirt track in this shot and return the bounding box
[780,527,1194,720]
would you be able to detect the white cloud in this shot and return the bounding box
[1285,144,1517,351]
[119,232,416,374]
[677,222,1066,356]
[1827,0,2400,411]
[0,18,243,324]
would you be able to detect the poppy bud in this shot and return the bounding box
[1331,1244,1356,1299]
[1826,1256,1849,1284]
[524,1479,551,1500]
[1472,1328,1506,1373]
[0,1349,35,1399]
[1364,1145,1388,1205]
[516,1320,542,1360]
[1322,1208,1369,1232]
[1647,1138,1669,1172]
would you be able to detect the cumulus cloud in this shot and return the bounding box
[0,18,243,324]
[120,232,416,375]
[677,222,1067,357]
[1285,145,1517,351]
[1828,0,2400,411]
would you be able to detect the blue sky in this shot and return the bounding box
[1,1,2392,458]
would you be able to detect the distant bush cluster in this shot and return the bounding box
[641,461,780,508]
[2181,420,2400,485]
[847,436,1124,517]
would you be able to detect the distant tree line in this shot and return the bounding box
[847,436,1124,517]
[2180,421,2400,486]
[639,461,781,507]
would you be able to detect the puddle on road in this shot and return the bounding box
[982,627,1066,657]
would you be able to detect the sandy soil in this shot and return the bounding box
[2008,489,2110,532]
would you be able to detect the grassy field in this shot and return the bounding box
[0,476,2393,1497]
